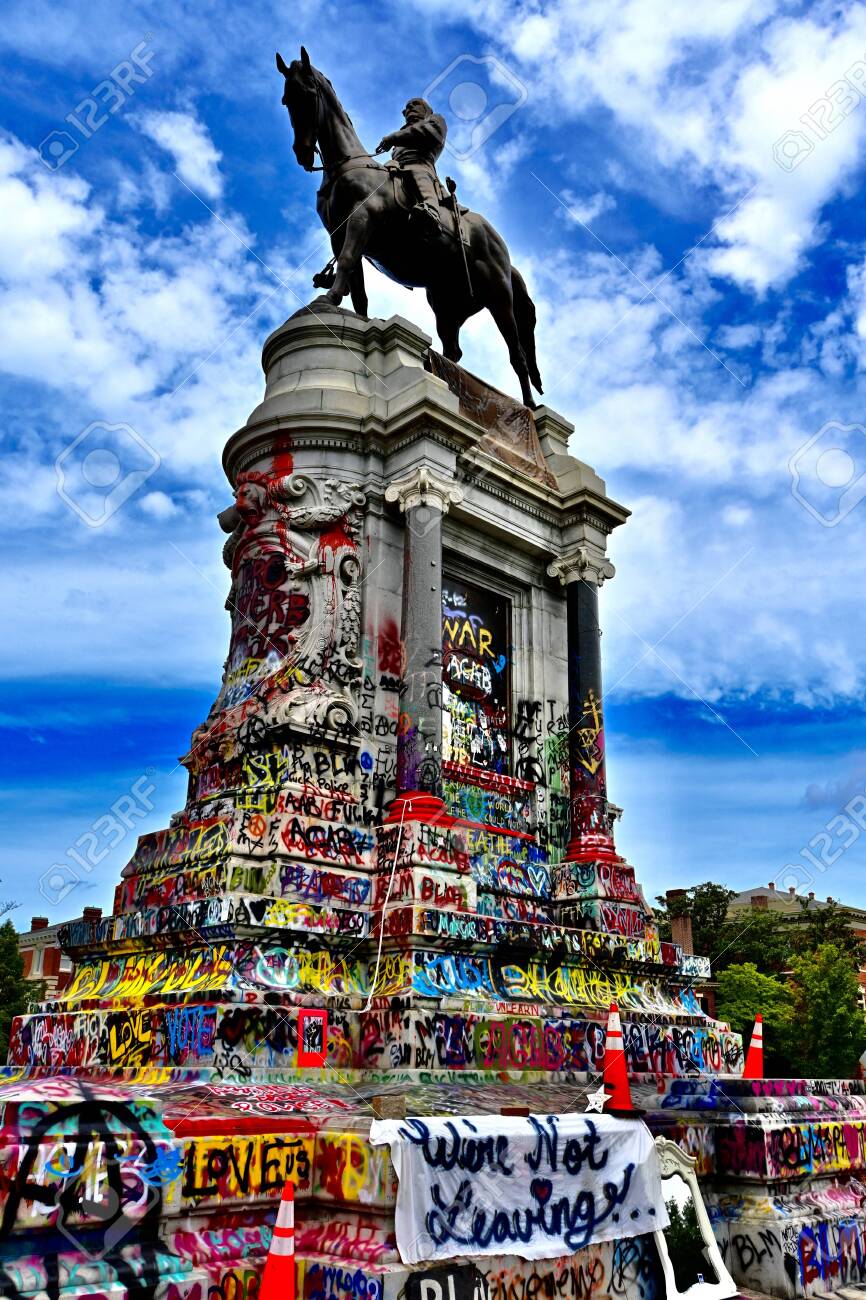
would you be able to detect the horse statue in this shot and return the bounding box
[276,47,543,408]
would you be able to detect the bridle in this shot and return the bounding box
[293,70,378,176]
[310,148,376,176]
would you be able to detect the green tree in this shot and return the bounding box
[713,909,792,974]
[0,920,31,1058]
[664,1195,715,1289]
[783,943,866,1078]
[792,899,866,966]
[715,962,794,1076]
[655,882,736,955]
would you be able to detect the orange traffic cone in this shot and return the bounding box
[603,1002,640,1115]
[742,1014,764,1079]
[260,1181,295,1300]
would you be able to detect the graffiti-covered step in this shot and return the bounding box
[357,1006,742,1075]
[122,808,375,878]
[374,819,551,901]
[371,903,684,969]
[60,893,370,955]
[113,856,374,915]
[11,997,735,1076]
[645,1077,866,1297]
[10,1003,357,1071]
[371,865,477,912]
[37,941,374,1008]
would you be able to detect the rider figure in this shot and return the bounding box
[376,98,446,235]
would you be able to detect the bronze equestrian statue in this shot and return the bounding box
[276,48,543,408]
[376,97,447,237]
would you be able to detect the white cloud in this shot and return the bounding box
[0,128,287,689]
[2,520,230,685]
[0,130,272,439]
[560,189,617,226]
[721,503,752,527]
[416,0,866,293]
[716,323,761,349]
[139,490,177,518]
[0,135,95,282]
[134,109,223,200]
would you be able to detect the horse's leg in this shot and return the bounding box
[330,229,369,317]
[325,206,370,306]
[427,288,465,363]
[436,311,463,363]
[349,265,368,317]
[487,284,534,408]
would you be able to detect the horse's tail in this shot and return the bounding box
[511,266,543,395]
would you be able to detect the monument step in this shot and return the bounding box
[11,999,735,1076]
[123,807,375,877]
[548,858,646,903]
[44,938,705,1014]
[113,855,374,915]
[372,865,477,911]
[0,1241,201,1299]
[62,893,370,955]
[372,903,683,969]
[375,820,550,894]
[555,899,652,940]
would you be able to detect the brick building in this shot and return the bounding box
[18,907,102,996]
[728,883,866,1010]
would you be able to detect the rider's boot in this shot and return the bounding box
[409,202,442,238]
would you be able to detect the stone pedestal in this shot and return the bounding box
[643,1075,866,1300]
[2,305,745,1300]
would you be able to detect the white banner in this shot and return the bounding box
[370,1112,668,1263]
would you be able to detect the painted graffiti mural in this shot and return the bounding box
[442,578,511,774]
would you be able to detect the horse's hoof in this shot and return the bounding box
[289,295,349,322]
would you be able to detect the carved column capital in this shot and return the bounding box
[385,466,463,516]
[548,545,615,587]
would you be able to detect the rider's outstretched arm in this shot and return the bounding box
[378,116,446,154]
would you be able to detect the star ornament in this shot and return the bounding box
[584,1084,609,1114]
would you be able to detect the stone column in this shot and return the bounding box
[385,467,462,817]
[548,545,619,863]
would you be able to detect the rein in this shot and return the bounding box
[304,76,381,178]
[310,149,380,176]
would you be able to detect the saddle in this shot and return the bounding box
[385,163,470,246]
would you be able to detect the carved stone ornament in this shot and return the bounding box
[385,465,463,515]
[547,545,615,587]
[185,473,365,771]
[653,1137,738,1300]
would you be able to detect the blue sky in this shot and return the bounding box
[4,0,866,924]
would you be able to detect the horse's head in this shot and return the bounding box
[276,47,318,172]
